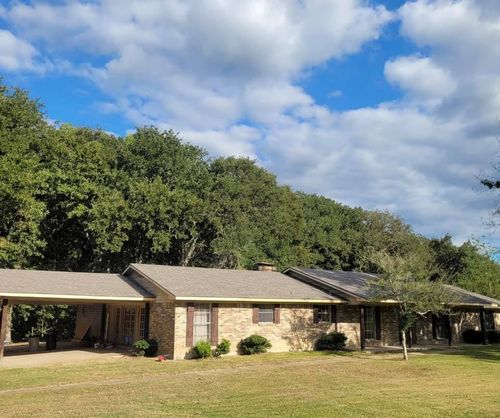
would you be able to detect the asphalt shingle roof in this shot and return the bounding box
[128,264,340,301]
[0,269,153,300]
[288,268,500,307]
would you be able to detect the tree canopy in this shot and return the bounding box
[1,81,499,303]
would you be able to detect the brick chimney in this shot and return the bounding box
[255,262,277,272]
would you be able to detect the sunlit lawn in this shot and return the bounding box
[0,345,499,417]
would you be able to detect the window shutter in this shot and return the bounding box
[252,304,259,324]
[375,306,381,340]
[313,305,319,324]
[274,304,281,324]
[186,303,195,347]
[331,305,337,327]
[211,304,219,346]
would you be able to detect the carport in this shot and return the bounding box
[0,269,155,360]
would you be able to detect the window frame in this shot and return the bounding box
[313,305,334,323]
[193,303,212,344]
[433,314,449,340]
[364,306,378,340]
[484,311,495,331]
[258,304,275,323]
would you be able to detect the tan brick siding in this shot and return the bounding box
[171,303,362,359]
[414,310,490,344]
[336,305,361,349]
[495,312,500,329]
[380,306,400,345]
[149,302,500,360]
[149,302,176,358]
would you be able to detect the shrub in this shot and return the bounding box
[133,339,150,356]
[487,330,500,343]
[214,339,231,357]
[316,332,347,351]
[240,334,272,355]
[462,329,483,344]
[193,340,212,358]
[145,339,158,357]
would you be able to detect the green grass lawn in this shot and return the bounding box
[0,346,499,417]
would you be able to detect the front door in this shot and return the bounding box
[123,307,136,345]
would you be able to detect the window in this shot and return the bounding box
[313,305,334,323]
[485,311,495,330]
[364,307,378,340]
[259,305,274,323]
[123,307,136,345]
[139,307,146,339]
[193,304,211,344]
[433,315,449,340]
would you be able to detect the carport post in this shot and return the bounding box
[479,308,487,345]
[0,299,9,360]
[99,304,107,342]
[359,305,366,351]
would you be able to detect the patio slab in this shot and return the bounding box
[0,344,129,368]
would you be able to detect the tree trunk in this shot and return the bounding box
[181,236,198,266]
[401,330,408,361]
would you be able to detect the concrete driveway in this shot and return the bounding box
[1,344,129,368]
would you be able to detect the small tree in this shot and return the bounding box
[369,251,455,360]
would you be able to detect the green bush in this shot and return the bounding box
[214,339,231,357]
[193,340,212,358]
[133,339,150,356]
[462,329,483,344]
[145,339,158,357]
[240,334,272,355]
[487,330,500,343]
[316,332,347,351]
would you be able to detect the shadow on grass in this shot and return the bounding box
[431,344,500,363]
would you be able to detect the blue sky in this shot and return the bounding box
[0,0,499,251]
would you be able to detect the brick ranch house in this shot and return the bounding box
[0,263,499,360]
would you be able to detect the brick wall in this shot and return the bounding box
[170,303,360,359]
[336,305,361,348]
[148,302,176,358]
[149,303,500,360]
[380,306,400,346]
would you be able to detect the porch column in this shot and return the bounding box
[359,305,366,351]
[99,304,107,341]
[479,308,487,345]
[446,315,452,347]
[0,299,9,360]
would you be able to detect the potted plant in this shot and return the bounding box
[26,327,40,352]
[26,318,51,352]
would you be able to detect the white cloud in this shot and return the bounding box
[0,29,36,71]
[328,90,343,98]
[3,0,392,132]
[2,0,499,246]
[385,56,457,106]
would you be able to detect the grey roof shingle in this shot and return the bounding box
[288,268,500,307]
[128,264,340,302]
[444,284,500,307]
[0,269,153,300]
[294,269,378,299]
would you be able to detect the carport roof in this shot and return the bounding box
[0,269,154,303]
